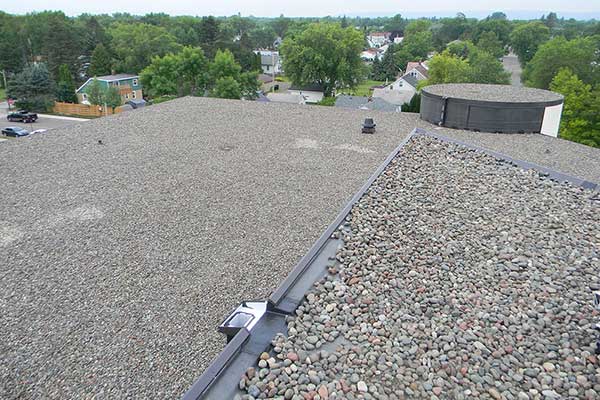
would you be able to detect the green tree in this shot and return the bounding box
[85,78,122,109]
[86,78,105,105]
[404,19,431,36]
[104,86,122,109]
[402,30,434,60]
[523,36,600,89]
[212,76,241,99]
[271,15,290,38]
[549,68,600,147]
[280,23,365,97]
[198,16,221,58]
[7,63,55,111]
[89,43,113,76]
[141,46,208,97]
[509,22,550,66]
[425,51,471,84]
[55,64,77,102]
[467,50,510,84]
[0,12,27,74]
[43,12,81,80]
[476,31,505,58]
[401,92,421,113]
[109,23,181,73]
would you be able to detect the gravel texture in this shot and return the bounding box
[239,135,600,400]
[1,97,599,399]
[0,98,420,399]
[422,84,563,104]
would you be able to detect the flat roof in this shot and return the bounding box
[239,134,600,398]
[422,83,564,103]
[1,97,599,398]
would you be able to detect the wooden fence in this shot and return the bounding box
[53,102,122,117]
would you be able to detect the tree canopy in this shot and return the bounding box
[523,35,600,89]
[509,22,550,66]
[7,63,54,111]
[141,47,259,99]
[549,68,600,147]
[280,23,365,97]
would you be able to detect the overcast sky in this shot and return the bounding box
[3,0,600,18]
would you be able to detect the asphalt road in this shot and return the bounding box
[502,53,523,86]
[0,102,89,139]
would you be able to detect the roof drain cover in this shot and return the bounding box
[218,301,267,342]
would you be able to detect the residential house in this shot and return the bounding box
[76,74,142,105]
[404,61,429,80]
[360,48,383,62]
[288,84,324,103]
[255,50,283,75]
[393,36,404,44]
[367,32,391,48]
[372,73,419,106]
[335,95,400,112]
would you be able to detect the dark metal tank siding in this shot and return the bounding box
[420,83,564,134]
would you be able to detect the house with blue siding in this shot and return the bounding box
[76,74,142,105]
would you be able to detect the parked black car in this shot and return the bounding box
[7,110,38,123]
[2,126,30,137]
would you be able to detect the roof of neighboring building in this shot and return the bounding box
[258,74,274,83]
[335,95,399,112]
[406,61,429,78]
[401,73,419,88]
[289,83,324,92]
[372,88,416,105]
[2,97,599,399]
[266,92,304,103]
[76,74,140,93]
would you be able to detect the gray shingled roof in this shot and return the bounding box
[95,73,138,81]
[401,73,419,88]
[335,95,399,112]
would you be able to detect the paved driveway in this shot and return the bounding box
[1,105,89,139]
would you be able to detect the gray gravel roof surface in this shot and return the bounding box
[1,97,599,399]
[0,98,422,399]
[240,135,600,399]
[422,83,563,103]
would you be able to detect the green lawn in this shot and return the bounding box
[339,80,386,97]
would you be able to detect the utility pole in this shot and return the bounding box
[2,70,8,111]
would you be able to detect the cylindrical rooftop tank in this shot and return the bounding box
[420,84,564,136]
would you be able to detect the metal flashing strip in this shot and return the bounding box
[268,129,419,313]
[182,128,598,399]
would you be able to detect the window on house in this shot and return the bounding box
[115,81,120,86]
[133,79,138,86]
[132,91,136,99]
[125,93,129,99]
[266,65,270,71]
[82,93,87,100]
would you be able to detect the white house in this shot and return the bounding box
[393,36,404,44]
[367,32,390,48]
[255,50,283,75]
[404,61,429,81]
[361,48,382,61]
[372,73,419,105]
